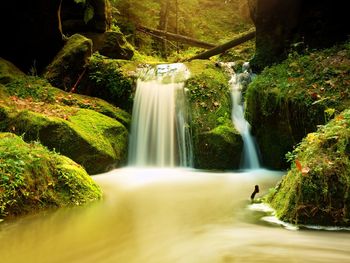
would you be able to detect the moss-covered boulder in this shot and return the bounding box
[44,34,93,91]
[185,60,243,169]
[0,58,130,174]
[0,132,102,218]
[246,42,350,169]
[195,124,243,169]
[78,53,137,111]
[0,106,128,175]
[266,109,350,226]
[84,31,134,60]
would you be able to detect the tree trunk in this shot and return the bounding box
[187,30,256,61]
[158,0,170,57]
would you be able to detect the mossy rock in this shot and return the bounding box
[0,106,128,175]
[185,60,243,169]
[84,31,134,60]
[194,124,243,170]
[0,57,131,127]
[266,109,350,226]
[246,42,350,169]
[0,58,26,84]
[0,132,102,219]
[44,34,93,90]
[78,53,137,111]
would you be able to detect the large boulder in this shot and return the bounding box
[44,34,93,91]
[0,132,102,218]
[185,60,243,169]
[246,41,350,169]
[0,58,131,174]
[78,54,137,111]
[248,0,350,70]
[1,106,128,175]
[266,109,350,226]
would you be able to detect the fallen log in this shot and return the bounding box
[136,25,216,49]
[187,30,256,61]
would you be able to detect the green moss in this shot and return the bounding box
[194,123,243,170]
[44,34,93,90]
[266,109,350,226]
[246,41,350,169]
[184,60,242,169]
[0,107,128,175]
[0,132,101,219]
[80,53,136,111]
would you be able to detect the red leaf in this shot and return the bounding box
[295,159,302,172]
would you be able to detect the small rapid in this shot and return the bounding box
[224,62,260,169]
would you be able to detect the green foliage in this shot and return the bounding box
[0,133,102,218]
[185,60,230,134]
[267,109,350,226]
[5,77,57,103]
[84,4,95,24]
[86,53,134,111]
[112,0,253,58]
[184,60,243,169]
[245,41,350,169]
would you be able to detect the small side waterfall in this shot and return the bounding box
[225,62,260,169]
[128,63,193,167]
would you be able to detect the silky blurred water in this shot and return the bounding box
[0,168,349,263]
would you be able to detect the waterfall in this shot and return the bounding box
[128,63,193,167]
[225,62,260,169]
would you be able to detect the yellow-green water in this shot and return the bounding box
[0,168,349,263]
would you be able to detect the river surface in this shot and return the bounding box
[0,168,349,263]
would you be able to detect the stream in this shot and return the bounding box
[1,168,349,263]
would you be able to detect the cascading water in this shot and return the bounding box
[225,62,260,169]
[128,63,193,167]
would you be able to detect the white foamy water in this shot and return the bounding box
[128,63,193,167]
[225,62,260,169]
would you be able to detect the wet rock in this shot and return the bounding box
[194,124,243,170]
